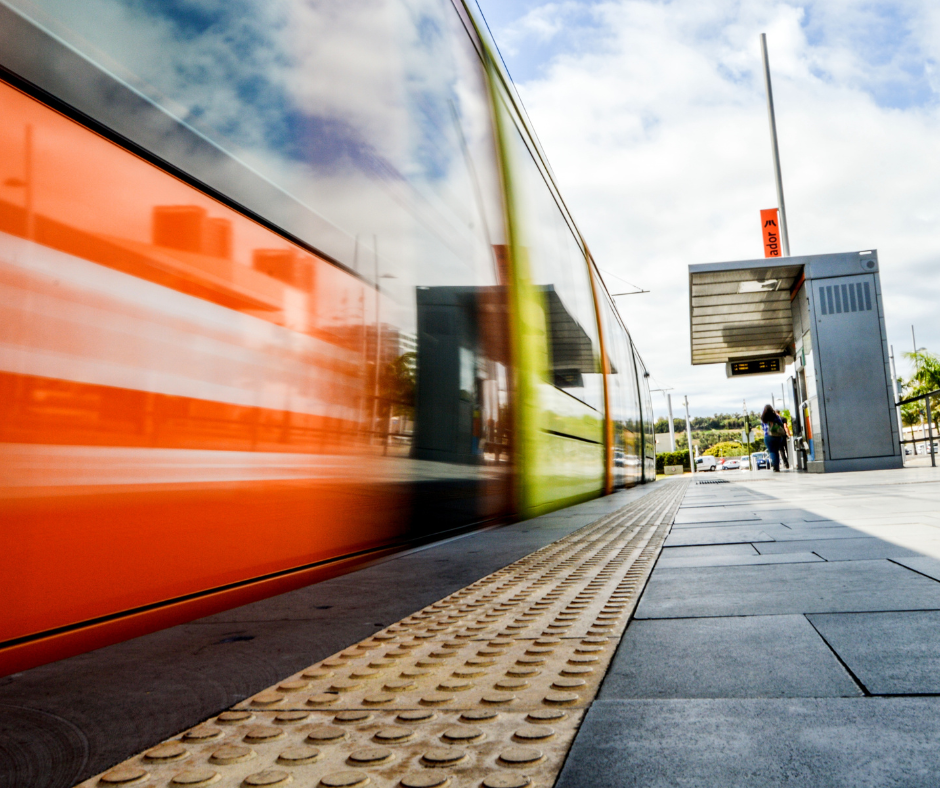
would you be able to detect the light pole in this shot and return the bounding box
[684,396,695,475]
[651,387,674,456]
[667,393,676,451]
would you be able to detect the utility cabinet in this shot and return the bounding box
[791,251,901,472]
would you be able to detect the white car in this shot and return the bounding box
[696,456,718,472]
[720,458,741,470]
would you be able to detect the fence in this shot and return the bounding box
[897,388,940,468]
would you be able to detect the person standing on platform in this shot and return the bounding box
[761,404,788,472]
[776,409,791,470]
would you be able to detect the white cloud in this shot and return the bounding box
[485,0,940,415]
[497,1,588,51]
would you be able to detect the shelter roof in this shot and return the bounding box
[688,258,803,365]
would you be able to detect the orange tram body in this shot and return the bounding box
[0,0,656,676]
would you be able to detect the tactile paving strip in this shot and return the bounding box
[238,637,615,711]
[86,709,584,788]
[79,479,688,788]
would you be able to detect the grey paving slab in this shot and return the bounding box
[831,519,925,530]
[672,518,784,529]
[659,544,758,558]
[773,523,868,541]
[771,526,879,541]
[780,518,849,528]
[808,611,940,694]
[635,559,940,619]
[891,555,940,582]
[600,615,860,699]
[664,526,777,547]
[673,513,760,524]
[556,698,940,788]
[667,520,873,543]
[761,510,837,521]
[755,537,921,561]
[656,551,825,569]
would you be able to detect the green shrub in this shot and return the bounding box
[656,449,690,473]
[704,441,747,458]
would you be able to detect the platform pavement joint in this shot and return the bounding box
[79,479,688,788]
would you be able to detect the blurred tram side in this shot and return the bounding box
[0,0,655,675]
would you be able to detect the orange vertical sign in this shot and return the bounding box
[761,208,781,257]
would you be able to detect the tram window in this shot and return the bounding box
[504,123,602,411]
[594,279,642,486]
[635,349,655,465]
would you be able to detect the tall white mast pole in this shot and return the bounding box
[761,33,791,257]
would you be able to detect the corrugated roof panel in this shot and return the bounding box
[688,260,802,365]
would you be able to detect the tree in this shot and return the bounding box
[704,441,747,458]
[688,411,762,431]
[654,417,686,434]
[905,349,940,393]
[692,429,747,452]
[901,403,923,429]
[903,349,940,434]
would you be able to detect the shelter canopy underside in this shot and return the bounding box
[689,261,802,365]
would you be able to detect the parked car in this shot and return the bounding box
[696,456,718,472]
[751,452,771,469]
[719,458,741,470]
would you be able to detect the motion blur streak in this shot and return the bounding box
[0,77,482,657]
[0,0,653,675]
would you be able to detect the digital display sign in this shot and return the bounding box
[727,357,783,377]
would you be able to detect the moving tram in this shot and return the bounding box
[0,0,655,674]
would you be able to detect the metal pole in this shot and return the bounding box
[760,33,790,257]
[920,408,928,456]
[667,393,676,452]
[912,326,927,455]
[889,345,905,457]
[924,397,937,468]
[684,396,695,475]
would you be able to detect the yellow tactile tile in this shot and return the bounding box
[78,480,688,788]
[90,709,585,788]
[237,636,616,712]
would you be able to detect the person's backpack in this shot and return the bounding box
[769,420,787,438]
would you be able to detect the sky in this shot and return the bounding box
[473,0,940,418]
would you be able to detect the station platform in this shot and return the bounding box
[4,467,940,788]
[558,465,940,788]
